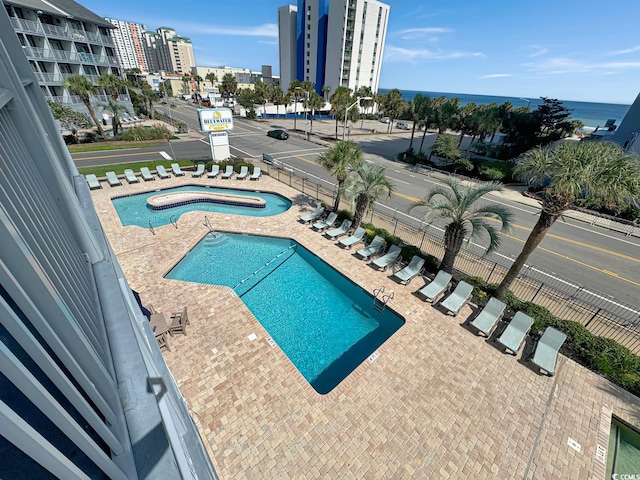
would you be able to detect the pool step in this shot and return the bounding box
[203,233,229,247]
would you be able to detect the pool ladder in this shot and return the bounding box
[169,214,178,229]
[373,286,394,313]
[148,220,155,236]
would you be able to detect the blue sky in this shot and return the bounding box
[81,0,640,105]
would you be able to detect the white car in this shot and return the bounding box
[379,117,390,123]
[396,122,411,130]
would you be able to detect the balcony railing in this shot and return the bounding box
[34,71,64,83]
[22,46,53,60]
[41,22,69,38]
[51,49,79,62]
[10,17,44,34]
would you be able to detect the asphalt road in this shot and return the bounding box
[71,108,640,307]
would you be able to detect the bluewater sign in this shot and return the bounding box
[197,108,234,132]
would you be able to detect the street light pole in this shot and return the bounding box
[343,96,372,141]
[520,97,531,110]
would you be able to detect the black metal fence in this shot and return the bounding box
[261,159,640,354]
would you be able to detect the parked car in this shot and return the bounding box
[396,122,411,130]
[267,129,289,140]
[379,117,390,123]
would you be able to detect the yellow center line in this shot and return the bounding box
[73,151,159,162]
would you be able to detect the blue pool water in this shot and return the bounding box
[165,232,405,394]
[111,185,291,227]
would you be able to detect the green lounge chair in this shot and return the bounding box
[531,327,567,376]
[439,281,473,317]
[496,311,534,355]
[221,165,234,179]
[417,270,452,303]
[371,244,401,270]
[192,164,205,177]
[156,165,170,179]
[339,227,365,249]
[325,219,352,239]
[236,165,249,180]
[208,164,220,178]
[469,297,506,337]
[105,171,121,187]
[250,167,261,180]
[312,212,338,231]
[391,255,425,285]
[85,174,101,190]
[299,205,324,223]
[171,163,185,176]
[124,169,139,183]
[140,167,155,181]
[356,236,385,260]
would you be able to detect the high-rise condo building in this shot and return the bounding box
[278,0,389,94]
[143,27,196,74]
[105,17,149,71]
[3,0,127,114]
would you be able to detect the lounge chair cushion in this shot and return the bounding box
[299,206,324,223]
[496,311,534,354]
[531,327,567,376]
[470,297,506,336]
[417,270,452,303]
[356,236,385,259]
[391,256,425,284]
[439,281,473,316]
[371,244,401,270]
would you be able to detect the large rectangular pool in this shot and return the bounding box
[165,232,405,394]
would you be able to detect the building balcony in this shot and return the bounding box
[51,49,80,62]
[9,16,44,34]
[34,71,64,84]
[22,46,54,60]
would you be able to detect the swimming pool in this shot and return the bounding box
[111,185,291,227]
[165,232,405,394]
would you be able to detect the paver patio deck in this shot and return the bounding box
[91,171,640,479]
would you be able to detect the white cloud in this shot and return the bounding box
[481,74,513,79]
[607,45,640,55]
[395,27,453,41]
[384,45,483,63]
[523,57,640,75]
[529,47,548,58]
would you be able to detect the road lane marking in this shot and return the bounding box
[159,151,172,160]
[387,176,410,185]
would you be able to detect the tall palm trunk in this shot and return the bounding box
[419,127,429,153]
[495,209,559,298]
[440,223,466,273]
[333,177,347,212]
[409,124,417,150]
[83,98,105,138]
[353,194,369,228]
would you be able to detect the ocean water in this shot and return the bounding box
[378,89,632,129]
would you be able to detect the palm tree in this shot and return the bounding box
[253,80,269,118]
[346,163,394,228]
[411,178,513,273]
[205,72,217,88]
[140,85,159,119]
[99,99,130,136]
[220,73,237,103]
[64,74,105,138]
[329,86,353,139]
[408,94,429,151]
[307,91,325,133]
[98,73,128,134]
[181,74,192,95]
[495,141,640,298]
[318,141,364,212]
[270,85,285,117]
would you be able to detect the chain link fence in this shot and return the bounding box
[260,158,640,354]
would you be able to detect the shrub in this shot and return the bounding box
[118,125,173,141]
[63,134,78,145]
[479,167,505,181]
